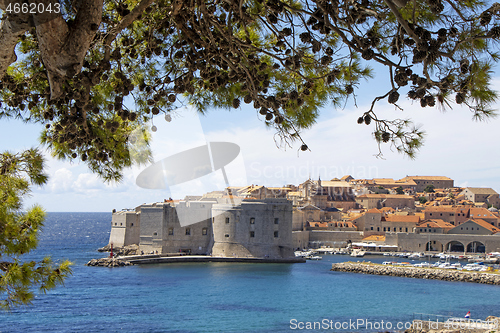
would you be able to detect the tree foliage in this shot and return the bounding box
[0,0,499,181]
[0,149,72,309]
[424,184,435,192]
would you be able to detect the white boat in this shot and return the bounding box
[414,262,430,267]
[350,250,365,257]
[294,251,311,258]
[409,252,423,259]
[463,263,482,271]
[306,255,322,260]
[438,262,451,269]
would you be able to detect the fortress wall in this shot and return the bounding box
[308,231,364,248]
[160,203,214,255]
[211,199,294,258]
[124,212,140,246]
[292,230,310,250]
[292,209,304,231]
[109,227,126,248]
[109,211,134,247]
[139,206,165,254]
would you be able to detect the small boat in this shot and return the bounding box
[409,252,423,259]
[350,250,365,257]
[306,255,322,260]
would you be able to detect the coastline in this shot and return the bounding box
[331,261,500,285]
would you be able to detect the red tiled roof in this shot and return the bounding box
[416,219,454,229]
[471,219,499,233]
[384,215,420,223]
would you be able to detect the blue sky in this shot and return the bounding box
[2,70,500,212]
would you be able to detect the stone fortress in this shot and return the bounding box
[109,197,293,259]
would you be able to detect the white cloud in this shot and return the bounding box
[73,173,106,193]
[48,168,74,193]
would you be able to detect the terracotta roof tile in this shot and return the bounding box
[464,187,498,195]
[384,215,420,223]
[471,219,499,233]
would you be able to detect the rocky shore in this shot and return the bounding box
[97,244,138,256]
[331,262,500,285]
[86,258,133,267]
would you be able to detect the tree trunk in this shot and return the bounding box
[0,0,33,78]
[31,0,103,100]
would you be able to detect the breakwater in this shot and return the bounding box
[331,262,500,285]
[87,255,305,266]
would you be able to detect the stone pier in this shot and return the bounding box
[331,262,500,285]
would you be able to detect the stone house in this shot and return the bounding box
[381,214,420,233]
[461,188,500,208]
[400,176,454,192]
[414,219,455,234]
[448,219,499,235]
[355,194,415,210]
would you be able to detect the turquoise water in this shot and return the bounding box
[1,212,500,332]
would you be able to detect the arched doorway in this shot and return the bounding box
[425,241,443,252]
[445,241,464,252]
[467,241,486,253]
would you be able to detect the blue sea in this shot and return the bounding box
[1,212,500,332]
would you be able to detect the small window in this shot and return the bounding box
[225,217,230,224]
[383,227,386,231]
[370,227,373,230]
[114,223,117,226]
[120,223,123,226]
[168,228,174,235]
[202,228,208,235]
[394,227,396,232]
[153,232,158,236]
[131,223,134,227]
[274,231,279,238]
[185,228,191,235]
[377,227,380,231]
[430,213,433,216]
[274,218,279,224]
[250,217,255,224]
[250,231,255,238]
[405,227,408,232]
[225,234,230,237]
[420,228,423,232]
